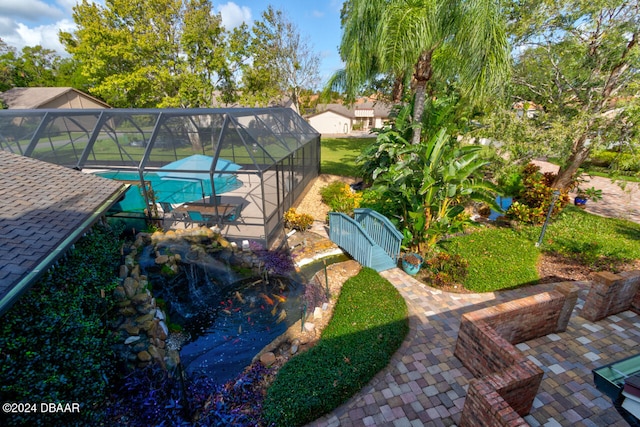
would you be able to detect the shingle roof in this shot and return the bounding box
[0,151,126,315]
[0,87,110,109]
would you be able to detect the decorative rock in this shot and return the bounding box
[125,325,140,335]
[119,264,129,279]
[119,306,137,317]
[260,352,276,367]
[158,320,169,340]
[141,320,155,331]
[322,302,329,311]
[113,286,127,301]
[291,339,300,355]
[173,253,182,263]
[123,277,137,298]
[131,264,141,279]
[155,255,169,265]
[131,293,151,305]
[313,307,323,319]
[117,299,132,308]
[135,313,155,324]
[304,322,316,332]
[155,310,165,321]
[148,345,166,362]
[136,303,155,315]
[124,336,141,345]
[132,341,148,352]
[137,351,152,362]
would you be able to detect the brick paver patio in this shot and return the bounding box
[308,272,638,426]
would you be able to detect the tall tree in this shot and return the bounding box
[60,0,246,108]
[242,6,320,113]
[506,0,640,189]
[333,0,510,144]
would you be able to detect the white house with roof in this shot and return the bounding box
[306,101,392,135]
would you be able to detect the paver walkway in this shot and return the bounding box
[308,272,638,427]
[533,160,640,224]
[306,166,640,426]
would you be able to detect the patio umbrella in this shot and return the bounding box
[156,154,242,203]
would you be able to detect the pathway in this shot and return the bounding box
[306,165,640,426]
[532,160,640,224]
[309,270,638,426]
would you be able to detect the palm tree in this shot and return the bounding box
[333,0,510,145]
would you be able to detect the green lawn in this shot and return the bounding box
[262,268,408,426]
[441,227,540,292]
[320,137,370,176]
[439,206,640,292]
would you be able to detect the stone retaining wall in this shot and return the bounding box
[581,270,640,321]
[455,282,578,427]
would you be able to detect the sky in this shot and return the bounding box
[0,0,345,85]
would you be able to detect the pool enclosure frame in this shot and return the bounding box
[0,108,321,248]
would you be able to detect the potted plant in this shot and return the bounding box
[401,253,423,275]
[574,186,603,207]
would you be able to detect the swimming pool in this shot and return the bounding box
[97,171,242,211]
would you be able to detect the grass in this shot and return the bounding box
[540,206,640,265]
[438,206,640,292]
[320,137,370,176]
[441,227,540,292]
[262,268,409,426]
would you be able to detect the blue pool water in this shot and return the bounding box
[96,171,242,211]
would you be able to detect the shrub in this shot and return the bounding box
[0,222,124,426]
[262,268,408,426]
[319,181,362,215]
[283,208,314,231]
[506,163,569,224]
[107,362,273,426]
[421,251,469,288]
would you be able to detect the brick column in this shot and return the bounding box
[582,271,640,322]
[554,282,579,332]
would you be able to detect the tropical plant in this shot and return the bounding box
[505,163,570,224]
[360,126,500,251]
[331,0,510,144]
[319,181,362,215]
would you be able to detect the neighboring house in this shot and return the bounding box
[306,100,393,135]
[0,87,111,109]
[513,101,542,119]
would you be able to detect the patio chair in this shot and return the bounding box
[224,203,244,222]
[159,201,186,222]
[186,210,215,228]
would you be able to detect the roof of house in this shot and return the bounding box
[307,101,393,119]
[0,87,111,109]
[0,151,126,316]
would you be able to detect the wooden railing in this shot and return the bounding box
[328,209,401,272]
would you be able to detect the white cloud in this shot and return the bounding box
[312,10,324,18]
[10,19,75,54]
[218,2,251,29]
[0,0,64,23]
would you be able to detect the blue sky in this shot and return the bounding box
[0,0,344,84]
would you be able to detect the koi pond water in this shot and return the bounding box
[137,237,313,385]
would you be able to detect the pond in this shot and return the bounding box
[137,237,308,385]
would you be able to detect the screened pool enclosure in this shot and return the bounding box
[0,108,320,248]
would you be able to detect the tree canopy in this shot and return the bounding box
[501,0,640,188]
[59,0,319,109]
